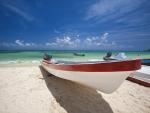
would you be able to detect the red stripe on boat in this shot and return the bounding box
[42,59,141,72]
[127,77,150,87]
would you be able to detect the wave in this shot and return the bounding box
[88,59,101,61]
[0,60,40,65]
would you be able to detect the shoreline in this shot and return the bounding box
[0,62,40,67]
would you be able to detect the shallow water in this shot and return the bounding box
[0,50,149,65]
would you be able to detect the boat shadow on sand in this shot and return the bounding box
[39,66,113,113]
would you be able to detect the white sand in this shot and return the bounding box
[0,65,149,113]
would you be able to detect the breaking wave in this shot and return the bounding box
[0,59,40,65]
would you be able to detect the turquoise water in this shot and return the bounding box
[0,50,150,65]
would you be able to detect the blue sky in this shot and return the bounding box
[0,0,150,50]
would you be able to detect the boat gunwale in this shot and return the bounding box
[41,59,141,72]
[42,59,141,66]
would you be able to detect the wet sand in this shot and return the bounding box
[0,65,149,113]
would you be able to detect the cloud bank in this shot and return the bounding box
[85,0,144,22]
[0,33,122,50]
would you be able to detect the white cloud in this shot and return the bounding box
[46,42,57,47]
[85,0,144,21]
[47,32,117,50]
[85,38,92,45]
[25,42,35,46]
[85,32,110,46]
[56,36,73,45]
[15,40,24,46]
[0,33,121,50]
[25,43,30,46]
[2,3,34,21]
[97,32,109,45]
[74,39,80,43]
[45,43,50,46]
[15,39,35,47]
[101,32,109,40]
[46,36,81,48]
[54,30,61,33]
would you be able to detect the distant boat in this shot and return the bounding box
[73,53,85,56]
[141,58,150,66]
[41,57,141,93]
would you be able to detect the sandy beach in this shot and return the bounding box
[0,65,149,113]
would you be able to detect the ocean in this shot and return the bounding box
[0,50,150,65]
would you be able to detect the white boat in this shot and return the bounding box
[127,65,150,87]
[41,59,141,93]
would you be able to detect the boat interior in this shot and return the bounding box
[50,59,129,65]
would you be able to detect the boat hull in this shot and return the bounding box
[42,63,133,93]
[142,59,150,66]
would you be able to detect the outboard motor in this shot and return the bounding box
[43,53,52,61]
[103,52,114,60]
[106,52,112,57]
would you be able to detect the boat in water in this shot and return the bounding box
[73,53,85,56]
[41,54,141,93]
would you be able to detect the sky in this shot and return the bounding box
[0,0,150,50]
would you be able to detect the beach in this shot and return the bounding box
[0,65,149,113]
[1,0,150,112]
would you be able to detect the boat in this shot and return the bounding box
[73,53,85,56]
[127,65,150,87]
[141,58,150,66]
[41,58,141,93]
